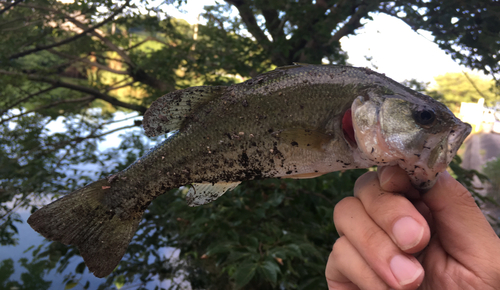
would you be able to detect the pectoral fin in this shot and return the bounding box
[186,181,241,207]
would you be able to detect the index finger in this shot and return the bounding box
[354,169,430,253]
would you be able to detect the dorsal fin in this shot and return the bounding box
[143,86,226,137]
[272,63,310,71]
[186,181,241,207]
[291,62,311,66]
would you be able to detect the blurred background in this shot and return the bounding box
[0,0,499,289]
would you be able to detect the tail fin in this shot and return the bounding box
[27,179,143,278]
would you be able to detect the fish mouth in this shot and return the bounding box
[405,121,472,191]
[446,122,472,164]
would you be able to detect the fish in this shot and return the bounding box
[27,64,471,278]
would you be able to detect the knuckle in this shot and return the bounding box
[334,197,361,220]
[360,225,386,246]
[332,236,349,252]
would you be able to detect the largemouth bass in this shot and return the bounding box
[28,64,471,278]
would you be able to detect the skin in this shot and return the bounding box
[326,165,500,290]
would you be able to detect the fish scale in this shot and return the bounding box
[27,64,471,278]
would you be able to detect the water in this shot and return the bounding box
[0,112,183,289]
[0,210,105,289]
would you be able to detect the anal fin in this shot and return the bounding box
[186,181,241,207]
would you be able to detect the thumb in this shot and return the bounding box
[422,171,499,260]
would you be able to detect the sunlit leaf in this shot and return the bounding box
[65,281,78,289]
[114,275,125,289]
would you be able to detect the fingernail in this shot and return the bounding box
[392,217,424,250]
[379,166,394,187]
[390,255,423,286]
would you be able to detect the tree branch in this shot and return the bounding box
[0,0,23,16]
[49,124,138,153]
[0,96,96,125]
[261,8,284,42]
[1,20,43,31]
[0,85,56,115]
[326,3,372,46]
[462,71,489,100]
[102,113,140,126]
[104,77,133,90]
[63,13,132,64]
[48,49,129,75]
[125,36,170,51]
[0,70,148,113]
[106,81,136,92]
[65,15,174,92]
[8,3,128,60]
[225,0,272,49]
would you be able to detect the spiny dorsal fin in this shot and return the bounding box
[272,63,310,71]
[143,86,226,137]
[186,181,241,207]
[291,62,311,66]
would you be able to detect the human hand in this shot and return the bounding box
[325,165,500,290]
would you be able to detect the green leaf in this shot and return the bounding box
[23,245,34,254]
[284,243,302,258]
[65,281,78,289]
[233,262,257,288]
[246,236,259,250]
[260,260,280,284]
[114,275,125,289]
[206,242,232,256]
[0,259,15,284]
[75,262,86,274]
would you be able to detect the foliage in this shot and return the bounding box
[432,73,498,112]
[0,245,54,290]
[484,156,500,193]
[402,73,498,113]
[1,0,500,289]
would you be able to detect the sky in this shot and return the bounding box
[167,1,472,84]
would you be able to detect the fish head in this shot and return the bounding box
[351,92,471,191]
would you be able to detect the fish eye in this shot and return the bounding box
[413,109,436,127]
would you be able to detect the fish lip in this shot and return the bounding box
[407,120,472,191]
[446,122,472,164]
